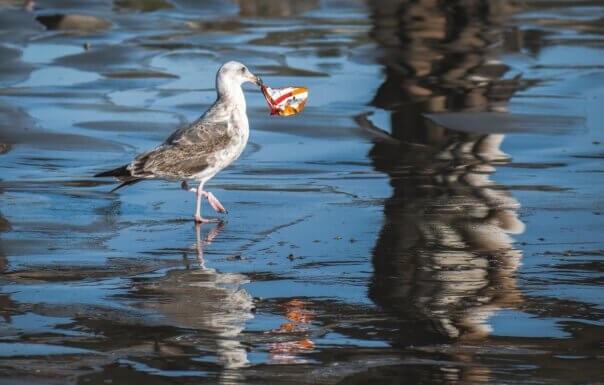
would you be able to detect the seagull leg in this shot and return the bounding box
[193,182,220,223]
[193,183,204,223]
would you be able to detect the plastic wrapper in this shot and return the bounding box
[261,85,308,116]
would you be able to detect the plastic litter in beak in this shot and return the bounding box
[261,85,308,116]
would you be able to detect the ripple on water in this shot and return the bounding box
[17,66,100,88]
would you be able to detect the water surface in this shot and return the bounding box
[0,1,603,384]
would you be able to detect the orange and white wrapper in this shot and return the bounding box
[261,85,308,116]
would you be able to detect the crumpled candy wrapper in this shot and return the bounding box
[261,85,308,116]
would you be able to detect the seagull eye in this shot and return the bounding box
[240,67,246,73]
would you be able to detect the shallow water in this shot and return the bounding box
[0,0,603,384]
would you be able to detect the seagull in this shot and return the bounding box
[95,61,261,223]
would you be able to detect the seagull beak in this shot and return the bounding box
[248,74,263,86]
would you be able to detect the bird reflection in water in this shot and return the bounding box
[187,221,226,270]
[136,221,254,372]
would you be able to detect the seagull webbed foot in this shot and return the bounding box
[193,215,222,224]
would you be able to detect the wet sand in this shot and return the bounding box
[0,1,603,384]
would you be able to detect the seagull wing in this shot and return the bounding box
[125,100,235,179]
[128,141,230,180]
[165,101,231,146]
[95,100,236,188]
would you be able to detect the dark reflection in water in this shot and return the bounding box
[367,0,523,319]
[338,1,603,384]
[362,0,525,381]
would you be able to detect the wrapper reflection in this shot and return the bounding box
[266,299,316,364]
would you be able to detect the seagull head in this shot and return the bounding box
[216,61,262,97]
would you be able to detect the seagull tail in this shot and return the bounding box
[95,165,143,192]
[95,164,130,178]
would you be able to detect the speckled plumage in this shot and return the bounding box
[126,100,248,182]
